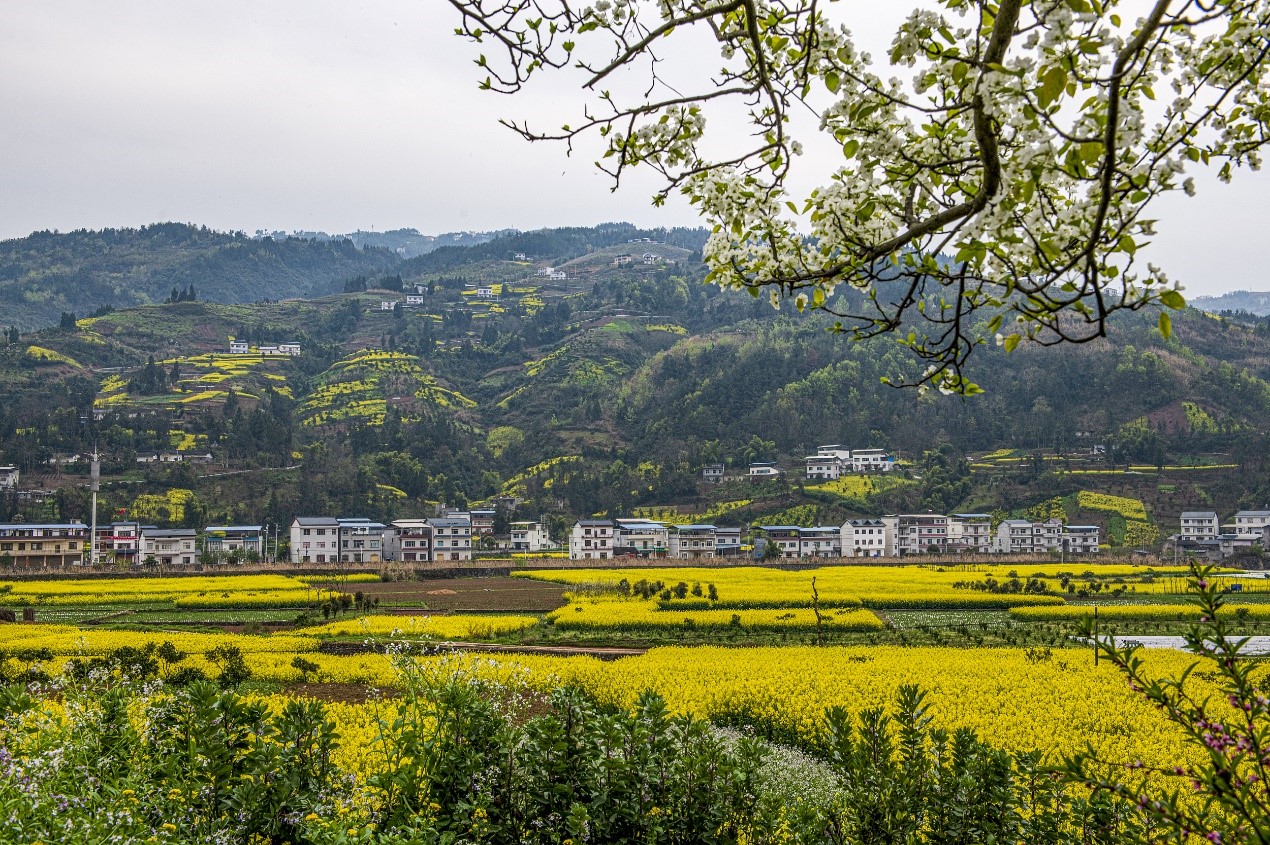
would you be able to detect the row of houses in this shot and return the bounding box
[0,522,264,568]
[227,341,301,356]
[701,446,896,484]
[567,513,1103,561]
[288,514,555,564]
[1176,510,1270,557]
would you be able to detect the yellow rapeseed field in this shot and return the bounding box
[302,614,541,640]
[0,575,314,606]
[548,595,884,631]
[1009,603,1270,622]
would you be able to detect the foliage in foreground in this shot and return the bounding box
[0,655,1149,844]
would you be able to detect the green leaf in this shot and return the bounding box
[1159,290,1186,309]
[825,72,840,94]
[1158,312,1172,338]
[1004,334,1021,353]
[1037,66,1067,109]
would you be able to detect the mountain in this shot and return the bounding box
[258,228,518,258]
[1,226,1268,544]
[0,223,400,330]
[1191,290,1270,316]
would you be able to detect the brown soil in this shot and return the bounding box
[315,576,568,613]
[284,682,400,703]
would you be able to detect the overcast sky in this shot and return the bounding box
[1,1,1264,296]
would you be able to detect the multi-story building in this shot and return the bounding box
[843,518,887,557]
[757,525,801,559]
[203,525,264,558]
[1233,510,1270,539]
[1062,525,1102,555]
[994,519,1063,554]
[613,519,668,558]
[469,509,497,535]
[1180,511,1219,541]
[947,513,993,554]
[290,517,340,563]
[702,463,726,484]
[0,523,88,568]
[335,518,386,564]
[569,519,615,560]
[882,514,949,556]
[509,521,553,553]
[94,521,142,565]
[141,528,197,566]
[383,519,433,562]
[748,461,782,479]
[428,516,472,562]
[0,465,18,490]
[805,454,842,481]
[797,526,841,558]
[850,448,895,473]
[668,524,717,559]
[715,526,743,557]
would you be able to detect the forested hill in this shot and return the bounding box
[2,226,1269,538]
[0,224,399,330]
[1191,290,1270,317]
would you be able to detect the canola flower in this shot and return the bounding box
[1008,603,1270,622]
[0,574,313,606]
[302,613,540,640]
[548,595,884,631]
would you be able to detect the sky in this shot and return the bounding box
[0,1,1265,297]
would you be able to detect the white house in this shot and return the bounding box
[509,521,553,553]
[947,513,993,554]
[993,519,1063,554]
[383,519,434,562]
[547,271,567,281]
[1234,510,1270,538]
[842,519,886,557]
[141,528,197,566]
[757,526,801,559]
[1180,511,1219,541]
[668,524,717,559]
[335,518,386,564]
[797,526,841,558]
[702,463,725,484]
[613,518,669,558]
[229,341,250,354]
[428,516,473,562]
[805,454,841,480]
[613,254,633,266]
[94,521,141,565]
[278,342,301,356]
[476,287,495,299]
[290,517,340,563]
[882,514,950,556]
[642,252,660,265]
[569,519,614,560]
[1062,525,1102,555]
[0,465,18,490]
[535,267,555,276]
[715,526,743,557]
[406,295,426,305]
[380,300,397,311]
[850,448,895,473]
[258,345,280,356]
[203,526,264,558]
[748,462,781,479]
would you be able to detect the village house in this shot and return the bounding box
[382,519,433,562]
[748,461,781,479]
[94,521,141,565]
[335,518,386,564]
[569,519,615,560]
[405,294,426,305]
[668,524,717,559]
[715,526,743,557]
[289,517,340,563]
[468,509,497,535]
[842,518,887,557]
[882,514,950,556]
[613,518,669,558]
[141,528,197,566]
[0,523,88,568]
[0,465,18,490]
[1234,510,1270,538]
[1180,511,1219,541]
[757,525,801,559]
[993,518,1064,555]
[804,453,842,481]
[509,521,553,553]
[947,513,994,554]
[1063,525,1102,555]
[476,287,495,299]
[257,345,281,356]
[202,525,264,558]
[380,300,397,311]
[428,516,473,562]
[642,252,660,265]
[278,342,301,356]
[850,448,895,473]
[797,526,841,558]
[229,340,250,354]
[702,463,725,484]
[612,254,633,266]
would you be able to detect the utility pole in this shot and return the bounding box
[88,446,100,567]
